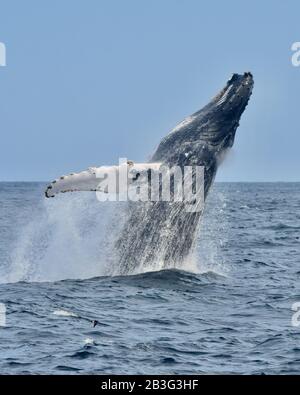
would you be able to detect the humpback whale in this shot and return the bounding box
[45,72,253,274]
[115,72,253,273]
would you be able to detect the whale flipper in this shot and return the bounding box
[45,161,162,198]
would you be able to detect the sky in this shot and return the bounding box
[0,0,299,181]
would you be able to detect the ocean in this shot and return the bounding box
[0,182,299,374]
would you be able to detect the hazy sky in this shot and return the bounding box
[0,0,299,181]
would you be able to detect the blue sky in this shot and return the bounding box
[0,0,299,181]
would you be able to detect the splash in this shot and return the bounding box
[52,310,78,317]
[6,193,125,283]
[196,186,230,277]
[3,185,228,283]
[115,185,229,277]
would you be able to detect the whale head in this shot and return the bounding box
[203,71,254,150]
[151,72,254,194]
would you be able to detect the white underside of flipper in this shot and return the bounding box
[45,161,162,198]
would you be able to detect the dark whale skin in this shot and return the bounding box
[116,73,254,274]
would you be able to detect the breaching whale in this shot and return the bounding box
[115,72,253,273]
[45,72,253,274]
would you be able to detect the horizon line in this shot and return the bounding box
[1,180,300,184]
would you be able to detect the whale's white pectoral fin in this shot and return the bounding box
[45,167,100,198]
[45,161,162,198]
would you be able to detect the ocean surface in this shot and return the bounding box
[0,182,299,374]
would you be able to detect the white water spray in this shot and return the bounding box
[3,185,227,283]
[6,193,126,283]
